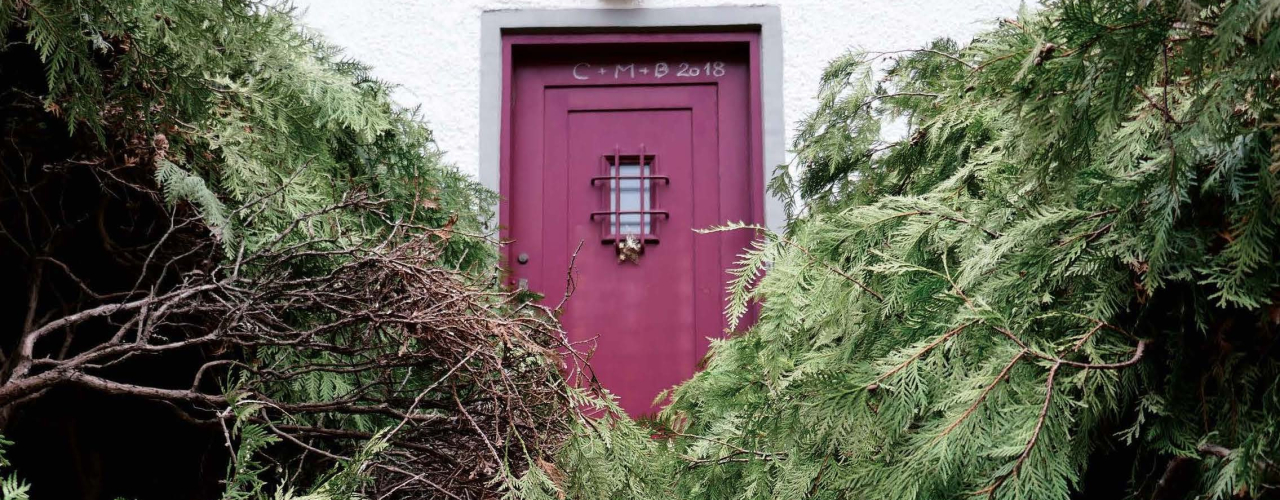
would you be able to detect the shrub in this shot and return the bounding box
[1,1,573,498]
[554,2,1280,499]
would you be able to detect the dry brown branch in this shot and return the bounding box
[0,183,591,498]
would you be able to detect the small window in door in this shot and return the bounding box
[591,153,670,242]
[610,159,650,235]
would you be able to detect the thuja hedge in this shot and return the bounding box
[547,2,1280,500]
[1,1,575,499]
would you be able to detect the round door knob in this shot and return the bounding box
[516,253,529,264]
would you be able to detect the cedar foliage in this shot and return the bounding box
[551,1,1280,499]
[0,1,576,498]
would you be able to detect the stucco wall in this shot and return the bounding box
[294,0,1023,178]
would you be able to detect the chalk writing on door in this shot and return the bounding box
[572,61,727,81]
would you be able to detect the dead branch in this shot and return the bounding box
[0,188,589,498]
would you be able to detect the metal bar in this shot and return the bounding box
[613,146,621,237]
[600,154,607,242]
[599,234,661,244]
[639,143,647,234]
[651,153,659,239]
[591,210,670,218]
[590,175,669,184]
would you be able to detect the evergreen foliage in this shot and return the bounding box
[8,0,493,261]
[552,1,1280,499]
[2,1,566,498]
[0,437,30,500]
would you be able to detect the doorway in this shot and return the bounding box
[499,32,766,416]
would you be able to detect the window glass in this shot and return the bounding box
[609,161,651,235]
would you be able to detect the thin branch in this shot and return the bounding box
[779,236,885,301]
[978,361,1062,498]
[864,49,976,70]
[929,349,1026,445]
[555,239,585,313]
[668,431,788,468]
[868,320,978,390]
[1056,340,1146,370]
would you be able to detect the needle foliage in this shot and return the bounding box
[2,1,574,499]
[549,1,1280,499]
[3,0,493,260]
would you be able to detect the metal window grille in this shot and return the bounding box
[590,145,669,242]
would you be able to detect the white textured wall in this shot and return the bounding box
[294,0,1023,177]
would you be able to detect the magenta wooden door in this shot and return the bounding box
[502,34,762,416]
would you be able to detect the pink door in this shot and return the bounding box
[502,34,762,416]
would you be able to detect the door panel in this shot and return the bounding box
[506,41,757,416]
[544,86,719,415]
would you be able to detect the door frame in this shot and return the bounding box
[479,7,786,240]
